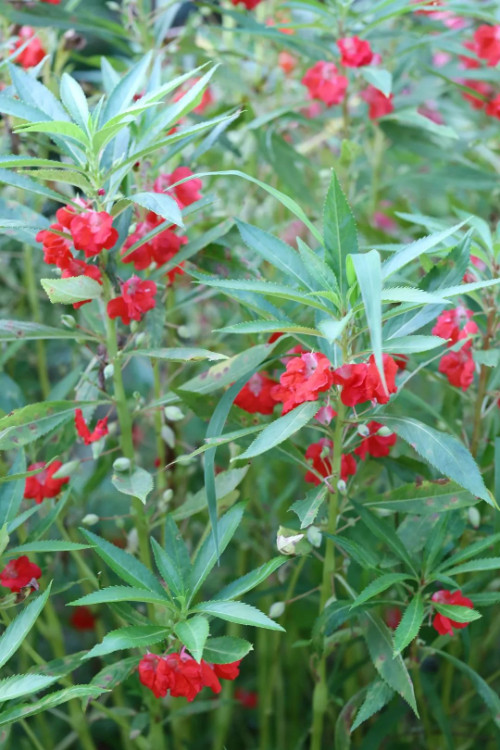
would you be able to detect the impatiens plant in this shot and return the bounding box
[0,0,499,749]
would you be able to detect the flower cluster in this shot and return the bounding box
[12,27,46,69]
[271,352,334,415]
[234,372,278,415]
[459,25,500,118]
[24,461,69,504]
[331,354,399,407]
[138,651,241,701]
[432,306,478,390]
[355,421,397,459]
[0,556,42,592]
[304,439,357,486]
[431,589,474,636]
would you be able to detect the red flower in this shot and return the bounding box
[301,62,348,107]
[234,372,278,415]
[473,25,500,67]
[304,438,357,485]
[486,94,500,119]
[235,688,258,709]
[438,348,475,390]
[331,354,398,407]
[121,220,187,275]
[278,52,297,75]
[314,405,337,426]
[41,0,61,3]
[24,461,69,505]
[0,556,42,593]
[69,211,118,258]
[271,352,334,414]
[385,607,402,630]
[355,421,397,460]
[70,606,97,631]
[154,167,202,209]
[431,590,473,636]
[461,80,494,110]
[36,225,73,269]
[361,86,394,119]
[337,37,373,67]
[75,409,109,445]
[230,0,263,8]
[393,353,409,371]
[459,41,481,70]
[138,651,241,701]
[13,27,46,69]
[107,277,157,325]
[432,307,478,347]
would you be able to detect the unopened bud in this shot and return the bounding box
[164,406,184,422]
[468,506,481,529]
[97,188,106,196]
[135,332,147,347]
[377,426,393,437]
[130,321,139,333]
[269,602,285,619]
[82,514,99,526]
[161,425,175,448]
[103,363,114,380]
[126,528,139,555]
[177,325,190,339]
[52,460,79,479]
[61,314,76,329]
[162,489,174,504]
[357,423,370,437]
[277,532,304,555]
[337,479,347,494]
[113,457,131,472]
[307,526,322,548]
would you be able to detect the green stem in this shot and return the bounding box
[23,245,50,398]
[412,642,433,748]
[153,359,167,494]
[470,305,496,457]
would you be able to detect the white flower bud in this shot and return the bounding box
[468,506,481,529]
[161,425,175,448]
[177,325,190,339]
[337,479,347,494]
[126,528,139,554]
[162,489,174,503]
[277,533,304,555]
[61,314,76,329]
[82,514,99,526]
[307,526,322,548]
[103,363,114,380]
[164,406,184,422]
[269,602,285,619]
[52,460,79,478]
[377,426,393,437]
[357,423,370,437]
[135,332,147,346]
[113,457,131,472]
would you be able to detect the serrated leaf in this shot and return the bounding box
[393,595,424,656]
[382,222,466,279]
[350,500,417,574]
[173,466,248,522]
[179,343,278,395]
[238,401,319,460]
[323,170,358,299]
[0,320,95,341]
[130,192,184,229]
[439,557,500,576]
[0,401,79,449]
[351,680,394,732]
[290,485,327,528]
[366,480,476,515]
[0,686,106,728]
[60,73,90,131]
[432,603,481,623]
[41,276,102,305]
[70,586,171,607]
[112,466,154,504]
[351,574,412,609]
[202,636,253,664]
[0,452,26,525]
[193,600,285,632]
[174,617,210,663]
[215,557,286,601]
[85,626,170,660]
[197,277,332,314]
[6,541,90,555]
[130,347,227,362]
[351,250,385,390]
[437,534,500,570]
[326,533,381,569]
[382,335,445,353]
[360,67,393,96]
[0,584,51,669]
[0,674,59,702]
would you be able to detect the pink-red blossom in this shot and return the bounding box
[361,86,394,119]
[107,277,157,325]
[234,372,278,415]
[355,421,397,460]
[74,409,109,445]
[302,62,348,107]
[337,37,373,67]
[431,590,474,636]
[304,438,357,485]
[271,352,334,414]
[24,461,69,504]
[0,556,42,592]
[138,651,241,701]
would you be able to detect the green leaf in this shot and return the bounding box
[172,466,249,522]
[0,320,95,341]
[360,67,392,96]
[60,73,90,131]
[112,466,154,505]
[437,534,500,570]
[215,558,287,601]
[79,529,166,596]
[193,600,285,632]
[202,636,253,665]
[351,250,385,390]
[0,584,51,669]
[393,595,424,656]
[366,480,476,515]
[323,169,358,300]
[6,541,90,555]
[0,451,26,525]
[130,192,184,229]
[85,626,170,660]
[350,500,418,574]
[379,417,491,504]
[351,574,412,609]
[382,335,445,353]
[174,617,210,663]
[15,120,89,145]
[326,533,381,570]
[432,603,481,624]
[89,656,138,695]
[383,109,458,140]
[0,401,78,450]
[351,680,394,732]
[237,402,319,460]
[179,343,278,395]
[382,222,466,279]
[130,347,227,362]
[70,586,171,607]
[440,557,500,576]
[102,53,152,123]
[360,612,418,715]
[8,63,67,120]
[0,686,106,728]
[290,485,328,529]
[197,278,332,315]
[217,321,321,338]
[41,277,102,305]
[0,674,59,702]
[150,537,188,602]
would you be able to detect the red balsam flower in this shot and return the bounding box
[278,52,297,75]
[70,211,118,258]
[438,349,475,390]
[473,25,500,67]
[24,461,69,504]
[355,421,397,460]
[138,651,241,701]
[107,277,157,325]
[302,61,349,106]
[75,409,109,445]
[13,27,46,69]
[231,0,263,8]
[272,352,334,414]
[331,354,398,407]
[154,167,202,209]
[304,438,357,486]
[432,307,478,346]
[70,606,97,631]
[361,86,394,119]
[431,590,474,636]
[234,372,278,415]
[337,37,373,67]
[0,556,42,592]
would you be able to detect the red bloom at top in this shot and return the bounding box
[302,62,349,107]
[332,354,398,407]
[438,348,475,391]
[431,590,474,636]
[361,86,394,119]
[13,27,46,69]
[75,409,109,445]
[337,37,374,67]
[304,438,357,485]
[0,556,42,593]
[139,651,241,701]
[271,352,334,414]
[230,0,263,8]
[154,167,202,209]
[107,277,157,325]
[355,421,397,460]
[234,372,278,415]
[69,211,118,258]
[473,25,500,67]
[70,606,97,631]
[24,461,69,505]
[432,307,478,347]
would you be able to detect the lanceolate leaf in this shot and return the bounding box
[41,277,102,305]
[290,485,328,528]
[0,584,51,669]
[0,321,95,341]
[432,604,481,623]
[215,557,287,601]
[350,574,412,609]
[437,534,500,570]
[202,636,253,664]
[351,680,394,732]
[351,250,385,390]
[193,600,285,632]
[0,401,82,450]
[393,595,425,656]
[379,417,491,504]
[237,402,319,460]
[381,222,466,279]
[85,626,170,660]
[0,451,26,525]
[0,686,107,728]
[365,481,477,515]
[0,674,59,702]
[174,617,210,663]
[323,170,358,300]
[350,500,418,574]
[70,586,171,608]
[438,558,500,577]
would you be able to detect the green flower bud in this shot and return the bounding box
[113,457,131,472]
[82,514,99,526]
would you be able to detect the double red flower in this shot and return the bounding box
[433,307,478,391]
[234,372,278,415]
[304,438,357,486]
[361,86,394,119]
[74,409,109,445]
[138,651,241,701]
[302,62,349,107]
[24,461,69,504]
[337,37,373,68]
[12,27,46,69]
[431,590,474,636]
[0,556,42,592]
[272,352,334,415]
[331,354,398,407]
[107,276,157,325]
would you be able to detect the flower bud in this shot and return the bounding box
[161,425,175,448]
[52,460,79,478]
[135,332,147,347]
[61,314,76,329]
[103,363,114,380]
[468,506,481,529]
[113,457,131,472]
[277,532,304,555]
[82,513,99,526]
[164,406,184,422]
[177,325,190,339]
[269,602,285,619]
[376,426,393,437]
[357,423,370,437]
[126,528,139,555]
[337,479,347,494]
[162,489,174,504]
[307,526,322,548]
